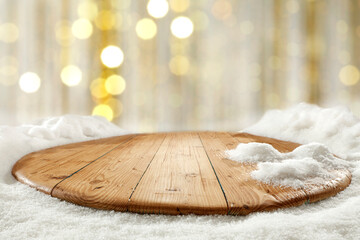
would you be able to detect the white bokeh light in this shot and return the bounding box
[147,0,169,19]
[100,45,124,68]
[170,16,194,39]
[61,65,82,86]
[19,72,41,93]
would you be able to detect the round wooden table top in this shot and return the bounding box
[12,132,351,215]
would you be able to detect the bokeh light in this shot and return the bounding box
[191,11,209,31]
[169,55,190,75]
[55,21,74,46]
[95,10,116,30]
[19,72,41,93]
[170,16,194,39]
[90,78,108,99]
[169,0,189,12]
[147,0,169,19]
[211,0,232,20]
[77,1,98,20]
[72,19,93,39]
[0,56,18,86]
[105,74,126,95]
[105,97,123,117]
[136,18,157,40]
[100,45,124,68]
[92,104,113,121]
[339,65,360,86]
[0,23,19,43]
[60,65,82,87]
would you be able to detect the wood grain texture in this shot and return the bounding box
[12,131,352,215]
[128,132,228,215]
[52,134,166,211]
[11,135,134,194]
[199,132,311,215]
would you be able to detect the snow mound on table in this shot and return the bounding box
[226,142,349,188]
[0,115,128,184]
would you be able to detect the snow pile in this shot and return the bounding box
[0,115,128,184]
[243,103,360,160]
[226,142,348,188]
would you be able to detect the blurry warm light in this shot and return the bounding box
[211,0,232,20]
[170,41,186,54]
[0,65,17,76]
[105,98,123,117]
[0,23,19,43]
[339,65,360,86]
[113,0,132,9]
[240,21,254,35]
[0,65,18,86]
[0,56,18,86]
[90,78,108,99]
[136,18,157,40]
[105,74,126,95]
[61,65,82,87]
[95,10,116,30]
[169,55,190,75]
[72,19,93,39]
[169,0,189,12]
[77,1,98,20]
[191,11,209,31]
[100,45,124,68]
[336,20,348,35]
[286,0,299,14]
[55,21,74,46]
[170,17,194,39]
[114,13,123,29]
[19,72,41,93]
[92,104,113,121]
[147,0,169,18]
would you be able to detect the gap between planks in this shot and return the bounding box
[49,135,137,197]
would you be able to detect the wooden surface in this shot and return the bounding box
[12,132,352,215]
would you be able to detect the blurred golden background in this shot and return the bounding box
[0,0,360,132]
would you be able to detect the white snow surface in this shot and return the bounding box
[226,142,349,188]
[1,105,360,239]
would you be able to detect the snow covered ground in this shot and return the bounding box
[1,104,360,240]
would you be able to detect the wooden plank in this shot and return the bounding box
[128,132,228,215]
[303,169,351,203]
[199,132,309,215]
[11,135,134,194]
[51,133,166,211]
